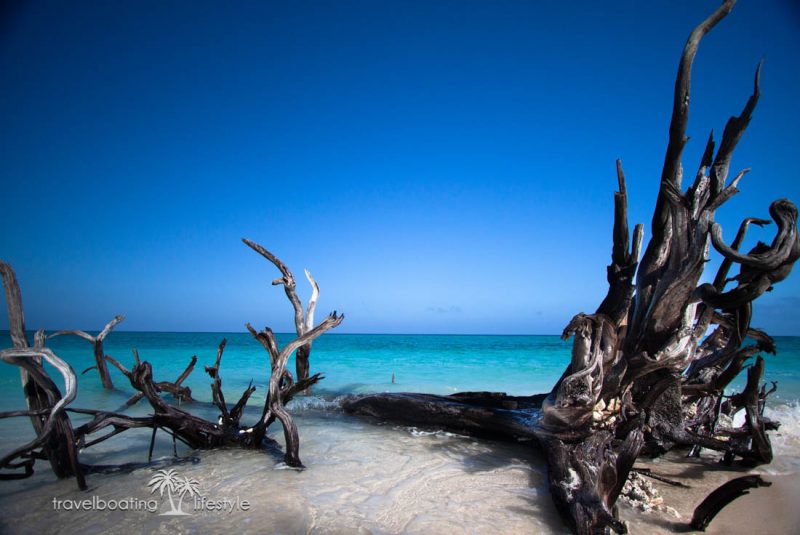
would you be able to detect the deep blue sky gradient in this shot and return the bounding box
[1,1,799,334]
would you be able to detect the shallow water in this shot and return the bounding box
[0,332,798,533]
[0,402,569,534]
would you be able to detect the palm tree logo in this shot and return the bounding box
[147,469,203,516]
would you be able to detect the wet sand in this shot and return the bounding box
[621,453,800,534]
[0,403,798,534]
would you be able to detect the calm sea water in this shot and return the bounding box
[3,332,798,410]
[0,332,798,534]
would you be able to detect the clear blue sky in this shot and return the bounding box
[1,1,799,334]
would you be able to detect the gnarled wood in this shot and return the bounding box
[49,314,125,389]
[342,3,796,533]
[0,261,85,489]
[247,311,344,466]
[243,238,323,388]
[0,247,344,487]
[108,353,196,407]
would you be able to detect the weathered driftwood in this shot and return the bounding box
[345,2,794,533]
[0,240,343,486]
[344,392,545,441]
[120,353,196,407]
[0,261,85,489]
[241,238,344,465]
[49,315,124,389]
[3,319,341,482]
[243,238,320,389]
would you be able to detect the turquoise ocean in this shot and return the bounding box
[0,332,799,534]
[3,332,799,406]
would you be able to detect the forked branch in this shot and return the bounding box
[49,315,125,389]
[242,238,324,386]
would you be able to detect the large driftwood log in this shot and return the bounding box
[344,392,546,441]
[345,2,793,533]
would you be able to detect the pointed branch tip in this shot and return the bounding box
[754,60,763,96]
[615,160,627,196]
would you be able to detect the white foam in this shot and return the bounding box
[760,401,800,475]
[286,395,343,412]
[401,426,468,439]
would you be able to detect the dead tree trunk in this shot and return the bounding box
[345,2,796,533]
[243,238,320,389]
[49,315,124,389]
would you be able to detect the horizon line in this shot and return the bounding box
[2,329,800,338]
[5,328,564,337]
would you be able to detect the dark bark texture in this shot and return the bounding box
[345,1,794,532]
